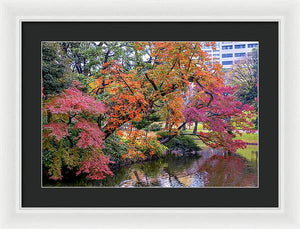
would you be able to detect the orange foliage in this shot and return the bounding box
[119,128,158,160]
[88,42,224,137]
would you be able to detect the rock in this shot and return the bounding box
[170,149,184,157]
[190,151,196,155]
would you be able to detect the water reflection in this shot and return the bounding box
[44,146,258,187]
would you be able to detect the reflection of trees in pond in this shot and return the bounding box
[99,167,130,186]
[44,167,131,187]
[132,159,167,178]
[122,156,202,187]
[124,156,198,185]
[199,155,257,187]
[108,156,199,187]
[166,156,198,174]
[163,167,185,187]
[44,152,257,187]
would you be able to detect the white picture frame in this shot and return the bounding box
[1,0,299,228]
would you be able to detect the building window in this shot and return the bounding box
[234,44,246,49]
[222,61,233,65]
[213,54,219,56]
[222,45,233,50]
[222,53,233,58]
[235,53,246,57]
[248,43,258,48]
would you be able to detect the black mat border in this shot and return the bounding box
[22,22,278,207]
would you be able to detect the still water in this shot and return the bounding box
[45,145,258,187]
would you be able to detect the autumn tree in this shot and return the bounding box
[227,48,258,106]
[88,42,256,156]
[42,42,71,97]
[43,84,113,180]
[183,85,256,154]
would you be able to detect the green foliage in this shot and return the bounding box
[228,48,258,106]
[238,82,257,106]
[147,139,168,157]
[42,149,54,168]
[103,133,128,162]
[60,41,148,75]
[122,136,168,159]
[62,148,81,169]
[42,137,59,169]
[48,150,63,179]
[164,134,201,151]
[42,42,71,96]
[156,131,170,139]
[157,131,201,151]
[42,136,82,179]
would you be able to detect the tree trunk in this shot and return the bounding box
[97,116,102,129]
[193,121,198,134]
[160,122,187,144]
[165,119,169,129]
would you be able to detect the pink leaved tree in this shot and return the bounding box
[43,84,114,180]
[183,84,257,155]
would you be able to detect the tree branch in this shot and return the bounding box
[195,80,214,107]
[160,122,187,144]
[144,73,158,91]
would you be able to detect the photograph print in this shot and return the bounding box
[42,41,258,188]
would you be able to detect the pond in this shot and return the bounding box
[44,145,258,188]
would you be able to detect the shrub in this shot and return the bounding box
[119,129,168,161]
[156,131,170,139]
[103,133,128,163]
[164,135,200,152]
[146,138,168,157]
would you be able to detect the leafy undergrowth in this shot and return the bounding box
[157,131,201,152]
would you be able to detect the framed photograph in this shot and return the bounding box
[1,0,299,228]
[22,22,277,207]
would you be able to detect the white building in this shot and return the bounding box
[220,41,258,69]
[202,41,259,69]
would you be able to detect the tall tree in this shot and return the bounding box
[227,48,258,106]
[42,42,70,97]
[42,85,112,180]
[89,41,255,154]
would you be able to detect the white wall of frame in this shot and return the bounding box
[0,0,300,228]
